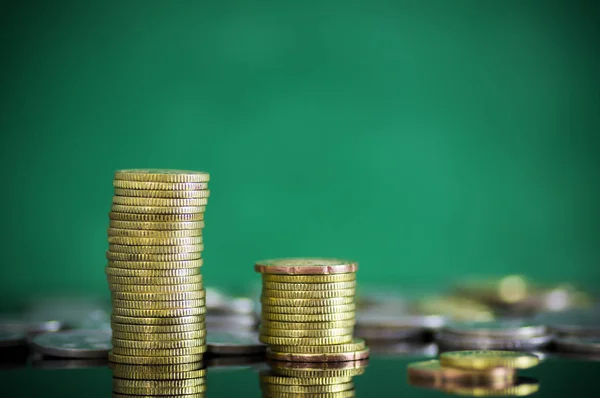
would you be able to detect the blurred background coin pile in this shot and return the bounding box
[255,258,369,362]
[261,359,368,397]
[105,169,210,368]
[408,350,541,396]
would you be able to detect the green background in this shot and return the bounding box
[1,0,599,301]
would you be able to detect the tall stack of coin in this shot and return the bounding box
[255,258,369,362]
[106,169,209,369]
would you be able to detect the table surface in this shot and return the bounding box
[1,344,598,398]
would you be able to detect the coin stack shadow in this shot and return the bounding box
[260,359,368,397]
[255,258,369,362]
[105,170,210,397]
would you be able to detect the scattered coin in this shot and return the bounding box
[555,336,600,354]
[442,319,547,339]
[441,376,540,397]
[407,359,517,385]
[31,330,111,358]
[436,330,553,350]
[439,350,541,370]
[0,332,27,348]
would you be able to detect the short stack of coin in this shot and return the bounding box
[261,359,368,397]
[255,258,369,362]
[106,169,209,368]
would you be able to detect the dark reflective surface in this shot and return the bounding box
[1,346,599,397]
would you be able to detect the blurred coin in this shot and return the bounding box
[440,350,540,370]
[442,376,540,396]
[267,359,368,378]
[407,359,516,385]
[357,312,445,329]
[436,331,553,350]
[367,341,438,357]
[0,331,26,348]
[0,315,63,334]
[416,296,494,322]
[31,357,108,370]
[355,326,423,341]
[535,309,600,337]
[255,258,358,275]
[455,275,529,305]
[206,331,265,355]
[267,349,369,363]
[443,320,547,339]
[259,382,354,393]
[555,335,600,354]
[25,297,110,330]
[206,313,258,330]
[31,330,111,358]
[260,371,352,385]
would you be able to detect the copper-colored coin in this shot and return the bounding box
[267,348,370,362]
[255,258,358,275]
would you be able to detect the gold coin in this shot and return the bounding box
[261,303,355,315]
[260,319,355,330]
[111,322,205,333]
[111,368,206,380]
[267,348,370,362]
[262,288,355,299]
[114,169,209,183]
[108,236,203,246]
[109,352,203,364]
[112,314,205,325]
[111,204,205,215]
[441,380,540,396]
[114,188,210,198]
[109,282,203,293]
[109,219,204,229]
[260,335,353,346]
[106,252,201,262]
[108,244,203,254]
[107,259,203,270]
[270,338,365,354]
[106,267,199,277]
[109,362,204,373]
[257,391,355,398]
[113,385,206,395]
[261,297,354,307]
[109,212,205,221]
[112,299,205,309]
[112,378,205,389]
[439,350,541,370]
[108,228,201,238]
[107,274,202,285]
[112,394,206,398]
[111,290,206,301]
[260,372,352,385]
[113,180,208,190]
[111,346,206,356]
[407,359,517,384]
[259,327,354,338]
[113,196,208,207]
[111,307,206,317]
[255,258,358,275]
[260,382,354,393]
[112,338,205,349]
[111,331,205,341]
[263,273,356,283]
[267,359,368,378]
[263,281,356,291]
[261,311,355,322]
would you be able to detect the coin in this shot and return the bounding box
[109,283,203,293]
[260,327,354,338]
[111,307,206,318]
[263,281,356,291]
[111,330,206,341]
[261,319,356,330]
[443,320,547,339]
[111,290,206,301]
[439,350,541,370]
[113,197,208,207]
[355,325,424,341]
[255,258,358,275]
[112,394,206,398]
[108,236,203,246]
[407,359,516,385]
[0,332,26,348]
[261,297,355,307]
[357,313,445,329]
[441,376,540,397]
[436,331,553,350]
[555,336,600,354]
[106,267,200,277]
[109,212,205,221]
[111,204,205,215]
[260,382,354,393]
[107,274,203,284]
[111,322,205,333]
[109,220,204,229]
[206,332,266,355]
[111,368,207,380]
[113,180,208,190]
[106,252,202,262]
[263,273,356,283]
[111,346,206,356]
[112,299,204,309]
[536,309,600,337]
[261,303,355,315]
[111,315,205,325]
[262,288,356,299]
[109,362,204,373]
[267,359,369,378]
[270,338,365,354]
[107,244,204,254]
[112,378,205,388]
[112,384,206,395]
[261,312,355,322]
[107,259,203,270]
[108,228,202,238]
[114,187,209,198]
[30,330,111,359]
[260,335,354,346]
[114,169,209,182]
[112,338,205,349]
[260,371,352,385]
[267,348,370,362]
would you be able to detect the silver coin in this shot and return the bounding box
[206,332,265,355]
[536,310,600,337]
[443,319,547,339]
[31,357,109,369]
[31,330,111,358]
[355,325,425,341]
[436,331,554,350]
[555,336,600,354]
[0,315,63,335]
[356,312,445,329]
[0,331,27,348]
[368,341,438,357]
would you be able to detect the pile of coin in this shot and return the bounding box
[435,319,553,350]
[261,359,368,397]
[105,169,209,367]
[255,258,369,362]
[408,350,540,396]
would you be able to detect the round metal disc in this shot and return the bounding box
[555,336,600,354]
[206,332,265,355]
[436,331,553,351]
[443,319,547,339]
[31,330,112,358]
[0,332,27,348]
